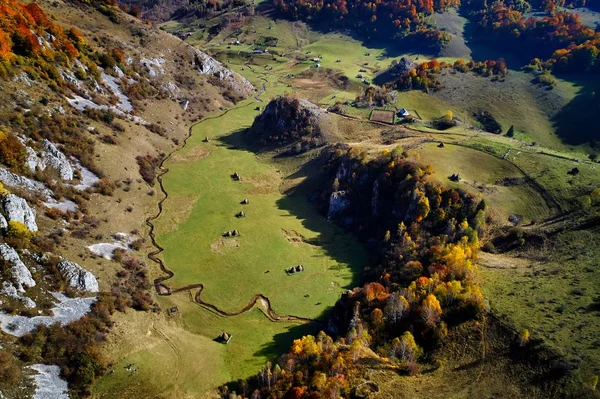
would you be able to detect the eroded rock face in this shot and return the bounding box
[0,168,53,199]
[328,191,350,220]
[57,261,99,293]
[0,243,35,292]
[3,194,38,232]
[42,140,74,181]
[0,213,7,230]
[193,50,255,97]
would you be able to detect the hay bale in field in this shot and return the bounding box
[219,332,232,343]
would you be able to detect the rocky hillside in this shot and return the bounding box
[0,0,253,397]
[248,95,338,154]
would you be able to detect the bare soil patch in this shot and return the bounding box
[478,252,533,270]
[281,229,306,246]
[210,237,241,254]
[170,146,211,163]
[370,110,395,124]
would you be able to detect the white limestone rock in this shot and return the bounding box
[0,244,35,292]
[29,364,70,399]
[0,213,7,230]
[57,261,99,293]
[3,193,38,232]
[43,140,73,181]
[193,50,254,96]
[26,146,45,172]
[0,292,96,337]
[0,168,53,199]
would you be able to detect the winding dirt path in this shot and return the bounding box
[144,100,318,325]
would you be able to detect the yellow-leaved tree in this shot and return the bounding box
[421,294,442,327]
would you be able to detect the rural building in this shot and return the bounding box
[398,108,410,117]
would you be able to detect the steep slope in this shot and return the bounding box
[0,0,253,397]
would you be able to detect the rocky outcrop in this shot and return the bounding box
[193,50,254,97]
[3,194,38,232]
[0,292,97,337]
[29,364,69,399]
[0,213,6,230]
[25,146,44,172]
[57,261,99,293]
[327,191,350,220]
[249,96,337,153]
[23,140,73,181]
[1,281,36,308]
[0,168,53,199]
[0,243,35,292]
[394,57,416,75]
[42,140,74,181]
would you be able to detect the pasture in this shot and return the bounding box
[153,103,366,318]
[409,142,553,223]
[129,10,600,397]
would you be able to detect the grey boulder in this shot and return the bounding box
[3,194,37,232]
[57,261,99,293]
[0,243,35,292]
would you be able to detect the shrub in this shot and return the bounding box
[0,130,26,170]
[136,154,162,185]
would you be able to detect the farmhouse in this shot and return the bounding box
[398,108,410,117]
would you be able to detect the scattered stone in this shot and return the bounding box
[57,261,99,293]
[236,211,245,218]
[3,194,38,232]
[241,198,249,205]
[438,142,445,148]
[232,172,241,181]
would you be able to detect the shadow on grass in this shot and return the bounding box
[551,76,600,147]
[219,127,368,364]
[220,127,367,291]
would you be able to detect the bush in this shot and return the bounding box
[136,154,162,185]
